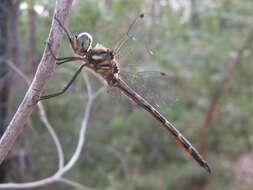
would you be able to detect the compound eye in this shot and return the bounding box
[76,32,93,54]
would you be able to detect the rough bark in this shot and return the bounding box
[0,0,74,165]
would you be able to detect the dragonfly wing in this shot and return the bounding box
[119,70,184,115]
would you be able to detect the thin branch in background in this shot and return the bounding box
[37,103,64,169]
[7,61,30,84]
[7,61,65,168]
[58,73,105,173]
[197,28,253,154]
[0,63,104,189]
[7,57,64,170]
[84,72,93,97]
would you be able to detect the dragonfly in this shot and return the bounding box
[39,14,211,173]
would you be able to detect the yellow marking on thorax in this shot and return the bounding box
[93,47,109,52]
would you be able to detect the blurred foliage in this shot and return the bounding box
[5,0,253,189]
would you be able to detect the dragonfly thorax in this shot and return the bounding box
[91,44,113,61]
[86,44,119,86]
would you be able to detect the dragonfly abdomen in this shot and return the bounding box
[116,78,211,173]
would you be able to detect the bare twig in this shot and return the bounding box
[0,0,106,188]
[7,61,30,84]
[7,61,65,169]
[0,0,74,164]
[0,70,104,189]
[37,103,64,169]
[60,74,104,172]
[84,72,93,97]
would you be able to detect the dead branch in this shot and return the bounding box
[0,0,74,164]
[7,61,64,168]
[0,68,104,189]
[7,60,64,169]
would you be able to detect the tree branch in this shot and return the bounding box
[0,71,104,189]
[7,60,64,169]
[0,0,74,164]
[197,28,253,154]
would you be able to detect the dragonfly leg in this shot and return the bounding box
[46,41,84,65]
[54,15,78,52]
[39,63,86,101]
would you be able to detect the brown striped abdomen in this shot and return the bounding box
[116,78,211,173]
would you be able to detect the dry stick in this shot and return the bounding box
[197,28,253,154]
[37,103,64,169]
[0,72,103,189]
[7,61,64,169]
[0,0,74,165]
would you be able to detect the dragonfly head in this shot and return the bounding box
[74,32,93,56]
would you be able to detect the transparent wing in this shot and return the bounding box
[106,13,180,115]
[107,70,184,117]
[113,13,158,70]
[120,71,183,109]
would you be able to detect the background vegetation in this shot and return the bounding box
[1,0,253,189]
